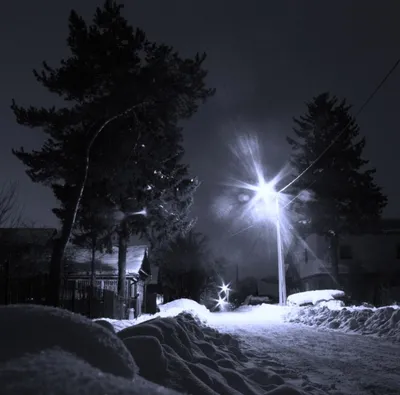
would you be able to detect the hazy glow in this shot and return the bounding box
[132,208,147,216]
[214,132,293,250]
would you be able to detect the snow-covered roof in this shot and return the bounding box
[69,245,147,275]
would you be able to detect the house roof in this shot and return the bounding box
[69,245,148,275]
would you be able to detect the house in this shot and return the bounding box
[0,228,155,318]
[66,234,151,318]
[285,219,400,305]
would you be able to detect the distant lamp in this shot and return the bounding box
[216,296,227,308]
[219,282,231,294]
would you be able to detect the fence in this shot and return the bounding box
[0,273,133,319]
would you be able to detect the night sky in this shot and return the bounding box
[1,1,399,278]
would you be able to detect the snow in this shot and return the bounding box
[98,298,212,332]
[4,297,400,394]
[118,312,301,394]
[0,304,181,394]
[285,290,400,342]
[285,303,400,342]
[287,289,345,306]
[158,298,211,318]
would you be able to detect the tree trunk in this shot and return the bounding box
[329,234,340,288]
[46,110,142,308]
[47,227,70,307]
[117,221,128,319]
[4,257,10,304]
[90,242,96,318]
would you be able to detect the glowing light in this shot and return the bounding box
[132,208,147,216]
[219,282,231,294]
[256,180,276,201]
[213,132,293,243]
[214,131,296,305]
[216,297,227,308]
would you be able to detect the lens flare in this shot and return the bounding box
[214,132,295,249]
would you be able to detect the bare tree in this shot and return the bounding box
[0,182,22,228]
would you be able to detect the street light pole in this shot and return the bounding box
[275,195,287,305]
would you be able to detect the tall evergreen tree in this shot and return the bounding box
[11,0,214,306]
[152,229,224,302]
[287,92,387,284]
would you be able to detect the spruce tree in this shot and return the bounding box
[287,92,387,285]
[11,0,214,306]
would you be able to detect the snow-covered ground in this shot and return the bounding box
[101,297,400,394]
[2,295,400,394]
[208,306,400,394]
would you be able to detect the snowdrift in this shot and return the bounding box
[0,302,305,394]
[118,312,305,395]
[286,304,400,342]
[98,298,211,333]
[0,304,181,395]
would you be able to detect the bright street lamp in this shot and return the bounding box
[254,181,287,306]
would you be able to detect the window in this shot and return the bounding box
[339,245,352,259]
[304,248,308,264]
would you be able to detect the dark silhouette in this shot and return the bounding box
[287,92,387,285]
[11,1,214,306]
[156,231,222,303]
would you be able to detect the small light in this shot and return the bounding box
[216,297,227,307]
[219,282,231,294]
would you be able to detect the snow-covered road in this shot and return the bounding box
[209,314,400,395]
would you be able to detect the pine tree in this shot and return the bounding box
[287,92,387,285]
[11,0,214,306]
[156,230,217,302]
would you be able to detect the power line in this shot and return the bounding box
[279,56,400,194]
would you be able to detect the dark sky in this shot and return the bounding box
[1,1,400,279]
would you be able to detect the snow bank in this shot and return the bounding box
[158,298,210,318]
[286,304,400,342]
[287,289,345,306]
[118,312,305,395]
[98,298,211,332]
[0,304,182,394]
[0,304,136,378]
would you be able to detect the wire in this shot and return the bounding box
[279,56,400,194]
